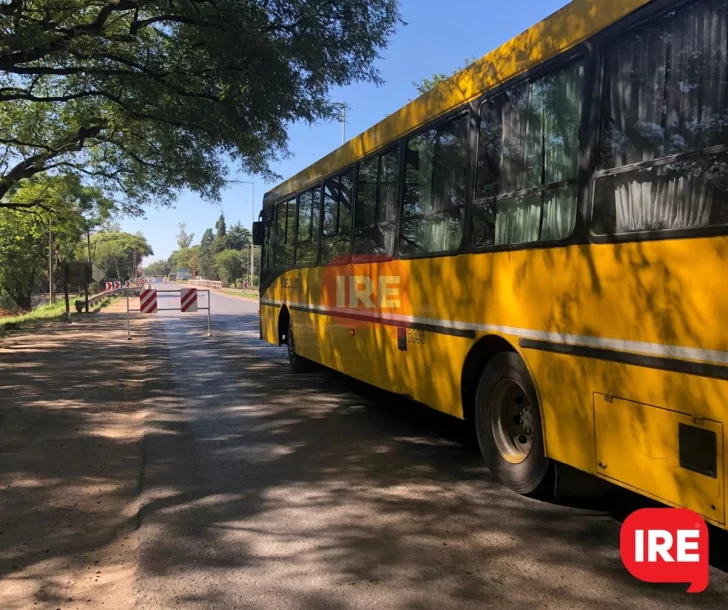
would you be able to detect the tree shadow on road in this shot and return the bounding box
[132,311,728,610]
[0,313,147,607]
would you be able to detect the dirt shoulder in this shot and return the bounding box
[0,300,149,610]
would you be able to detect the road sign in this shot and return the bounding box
[92,266,105,283]
[140,288,158,314]
[106,280,122,290]
[64,261,92,285]
[180,287,198,312]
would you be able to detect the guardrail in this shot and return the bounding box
[186,279,224,289]
[74,287,123,313]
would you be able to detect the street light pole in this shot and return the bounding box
[239,181,255,290]
[332,103,347,145]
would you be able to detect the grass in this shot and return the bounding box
[219,288,259,300]
[0,296,118,336]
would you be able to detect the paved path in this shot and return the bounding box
[134,285,728,609]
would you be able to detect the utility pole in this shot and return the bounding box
[239,181,255,290]
[48,216,55,304]
[250,181,255,289]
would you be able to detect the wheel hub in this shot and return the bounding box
[489,379,535,464]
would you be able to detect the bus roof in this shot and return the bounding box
[262,0,652,209]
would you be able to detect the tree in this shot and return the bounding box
[177,223,195,250]
[412,57,478,96]
[214,213,228,252]
[144,259,171,277]
[198,228,216,279]
[0,209,48,309]
[0,174,115,309]
[0,1,402,212]
[214,249,243,285]
[91,231,153,279]
[226,222,251,251]
[169,245,199,273]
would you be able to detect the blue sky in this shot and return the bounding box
[122,0,569,262]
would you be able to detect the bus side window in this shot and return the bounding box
[273,196,296,270]
[591,0,728,237]
[320,168,354,265]
[295,185,322,267]
[400,114,468,256]
[354,148,399,259]
[471,60,584,248]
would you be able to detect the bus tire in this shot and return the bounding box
[474,352,554,497]
[287,318,313,373]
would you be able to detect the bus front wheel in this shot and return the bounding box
[474,352,554,497]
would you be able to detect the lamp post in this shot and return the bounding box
[332,103,347,145]
[239,181,255,290]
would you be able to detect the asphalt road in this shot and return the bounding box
[135,283,728,609]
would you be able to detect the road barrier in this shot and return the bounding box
[180,287,198,312]
[186,279,224,289]
[126,288,211,339]
[74,287,123,313]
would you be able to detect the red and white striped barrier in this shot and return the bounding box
[140,288,158,314]
[125,288,211,339]
[180,287,198,313]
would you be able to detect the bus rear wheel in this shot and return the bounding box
[474,352,554,497]
[287,318,313,373]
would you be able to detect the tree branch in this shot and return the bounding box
[0,124,106,200]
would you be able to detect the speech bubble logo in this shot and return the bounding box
[620,508,710,593]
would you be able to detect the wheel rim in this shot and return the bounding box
[488,378,535,465]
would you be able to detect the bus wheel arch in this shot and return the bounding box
[277,305,290,346]
[460,335,516,423]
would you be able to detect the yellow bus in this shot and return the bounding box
[254,0,728,529]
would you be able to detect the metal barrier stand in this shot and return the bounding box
[126,289,211,339]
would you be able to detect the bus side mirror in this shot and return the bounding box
[252,222,265,246]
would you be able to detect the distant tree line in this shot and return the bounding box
[144,214,259,287]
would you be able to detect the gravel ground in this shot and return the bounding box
[0,301,148,610]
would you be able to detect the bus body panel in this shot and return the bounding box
[260,233,728,527]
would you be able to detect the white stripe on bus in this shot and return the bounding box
[259,298,728,367]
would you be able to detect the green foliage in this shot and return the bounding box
[198,228,216,279]
[214,213,228,252]
[225,222,251,251]
[0,0,402,213]
[0,208,47,309]
[91,231,153,279]
[169,245,199,273]
[214,249,243,285]
[0,174,114,309]
[144,259,171,277]
[412,57,478,96]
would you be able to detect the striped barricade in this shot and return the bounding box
[140,288,158,314]
[180,288,198,313]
